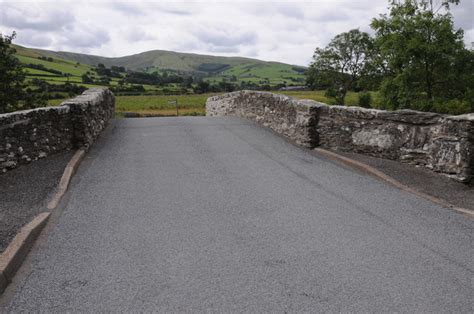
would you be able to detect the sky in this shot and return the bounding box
[0,0,472,66]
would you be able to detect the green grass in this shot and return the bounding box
[17,55,91,77]
[206,62,304,86]
[111,91,379,115]
[48,90,380,116]
[115,94,215,115]
[47,99,67,106]
[27,75,82,83]
[24,68,59,76]
[48,93,216,115]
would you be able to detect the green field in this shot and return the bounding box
[115,94,212,115]
[49,93,215,116]
[48,90,379,116]
[207,62,304,85]
[17,55,91,77]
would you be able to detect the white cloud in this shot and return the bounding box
[0,0,472,65]
[196,28,256,47]
[111,2,144,15]
[58,26,110,49]
[124,27,157,42]
[0,2,75,31]
[15,30,53,47]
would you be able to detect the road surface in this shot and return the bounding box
[3,117,473,312]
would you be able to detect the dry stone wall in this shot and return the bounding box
[206,90,473,183]
[0,88,114,173]
[206,91,319,148]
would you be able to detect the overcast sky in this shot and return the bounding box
[0,0,472,66]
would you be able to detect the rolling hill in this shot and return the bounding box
[14,44,306,86]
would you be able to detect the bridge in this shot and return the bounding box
[0,89,472,311]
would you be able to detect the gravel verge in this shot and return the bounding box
[0,151,73,252]
[336,150,474,210]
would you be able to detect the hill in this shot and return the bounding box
[14,45,306,87]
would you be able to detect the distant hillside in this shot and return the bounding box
[13,44,99,89]
[15,45,306,86]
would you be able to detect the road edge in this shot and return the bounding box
[0,213,50,294]
[47,149,85,210]
[313,148,474,218]
[0,148,86,295]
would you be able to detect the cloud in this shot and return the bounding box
[193,27,257,47]
[314,11,350,22]
[208,45,240,53]
[59,27,110,49]
[172,40,200,52]
[275,4,305,19]
[242,46,259,57]
[451,1,473,33]
[15,30,53,47]
[125,27,157,42]
[0,2,74,31]
[156,7,193,16]
[0,0,471,65]
[111,2,143,16]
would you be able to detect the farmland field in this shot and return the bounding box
[111,91,378,116]
[115,94,212,115]
[49,90,380,116]
[206,62,305,86]
[49,93,214,116]
[17,55,91,77]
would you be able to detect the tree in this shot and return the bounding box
[181,76,194,89]
[306,29,373,105]
[81,74,94,84]
[193,80,210,94]
[0,32,25,113]
[371,0,469,110]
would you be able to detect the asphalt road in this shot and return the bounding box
[4,117,473,312]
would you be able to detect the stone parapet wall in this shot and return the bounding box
[206,90,473,183]
[206,91,319,147]
[0,88,114,173]
[63,88,115,148]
